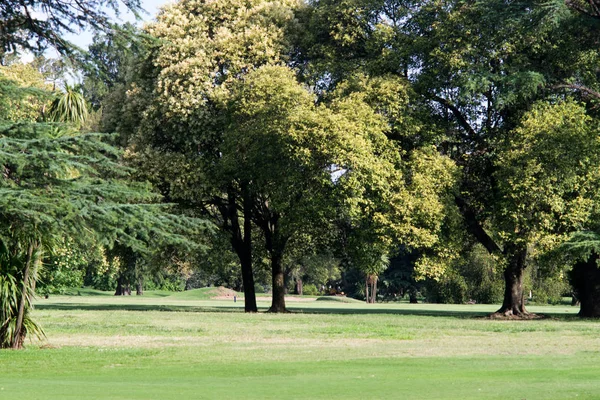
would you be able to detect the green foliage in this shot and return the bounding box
[0,58,209,347]
[0,64,52,122]
[424,271,468,305]
[302,283,319,296]
[458,245,503,304]
[494,100,600,247]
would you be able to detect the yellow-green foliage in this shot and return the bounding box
[495,100,600,253]
[147,0,302,118]
[0,62,52,122]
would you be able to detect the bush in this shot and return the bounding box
[303,283,319,296]
[254,284,267,294]
[424,272,468,304]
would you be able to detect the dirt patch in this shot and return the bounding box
[212,286,240,298]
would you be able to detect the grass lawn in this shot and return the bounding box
[1,293,600,399]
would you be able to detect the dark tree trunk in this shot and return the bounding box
[115,277,123,296]
[295,278,303,296]
[239,247,257,312]
[409,291,418,304]
[269,249,286,312]
[226,183,257,313]
[570,253,600,318]
[496,244,528,316]
[115,277,130,296]
[257,213,289,313]
[12,242,35,349]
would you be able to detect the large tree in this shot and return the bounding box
[129,0,304,312]
[223,65,453,311]
[303,0,600,316]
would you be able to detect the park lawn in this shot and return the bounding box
[1,295,599,399]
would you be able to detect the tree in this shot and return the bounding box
[0,62,206,350]
[80,23,142,111]
[130,0,304,313]
[225,65,440,311]
[303,0,600,316]
[0,0,141,57]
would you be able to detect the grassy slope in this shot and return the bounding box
[1,295,599,399]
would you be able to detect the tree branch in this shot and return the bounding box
[566,0,600,18]
[455,196,503,255]
[552,83,600,100]
[429,94,478,138]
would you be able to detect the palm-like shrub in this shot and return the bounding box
[48,85,89,125]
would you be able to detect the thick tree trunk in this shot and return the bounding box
[496,244,529,316]
[12,243,35,349]
[570,254,600,318]
[239,247,257,312]
[409,290,418,304]
[259,214,288,313]
[269,249,287,313]
[115,277,123,296]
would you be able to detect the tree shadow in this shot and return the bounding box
[34,301,583,320]
[34,303,246,313]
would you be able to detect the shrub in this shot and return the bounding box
[303,283,319,296]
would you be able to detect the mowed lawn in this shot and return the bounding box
[1,292,600,399]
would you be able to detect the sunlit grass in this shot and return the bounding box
[1,293,599,399]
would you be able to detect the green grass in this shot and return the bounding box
[1,293,599,399]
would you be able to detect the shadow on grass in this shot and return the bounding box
[34,302,485,319]
[35,303,247,313]
[34,301,583,320]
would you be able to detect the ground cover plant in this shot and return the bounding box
[1,293,600,399]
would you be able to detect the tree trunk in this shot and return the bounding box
[12,242,35,349]
[136,277,143,296]
[295,278,303,296]
[241,184,257,313]
[365,275,377,304]
[239,247,257,312]
[496,244,528,316]
[409,290,418,304]
[365,278,369,304]
[115,277,123,296]
[225,184,257,313]
[570,253,600,318]
[269,249,287,313]
[373,276,378,303]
